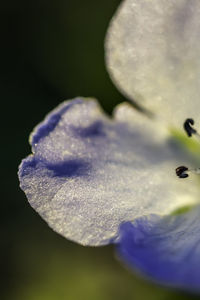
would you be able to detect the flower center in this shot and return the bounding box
[176,118,200,179]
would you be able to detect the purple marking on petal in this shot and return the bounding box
[32,98,83,145]
[117,208,200,292]
[20,156,90,178]
[46,159,90,178]
[73,120,106,138]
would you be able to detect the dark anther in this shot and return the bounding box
[175,166,189,178]
[184,118,197,137]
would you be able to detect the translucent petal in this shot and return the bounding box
[117,206,200,292]
[18,98,199,246]
[105,0,200,127]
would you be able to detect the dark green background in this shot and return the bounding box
[1,1,199,299]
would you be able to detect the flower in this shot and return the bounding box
[18,0,200,293]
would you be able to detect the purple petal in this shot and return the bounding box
[117,207,200,292]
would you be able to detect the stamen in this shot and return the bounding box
[184,118,197,137]
[176,119,200,179]
[176,166,200,178]
[176,166,189,178]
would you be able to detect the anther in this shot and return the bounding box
[176,166,200,178]
[175,166,189,178]
[184,118,197,137]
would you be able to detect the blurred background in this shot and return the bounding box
[1,0,199,299]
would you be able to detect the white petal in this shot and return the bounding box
[19,98,200,246]
[105,0,200,127]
